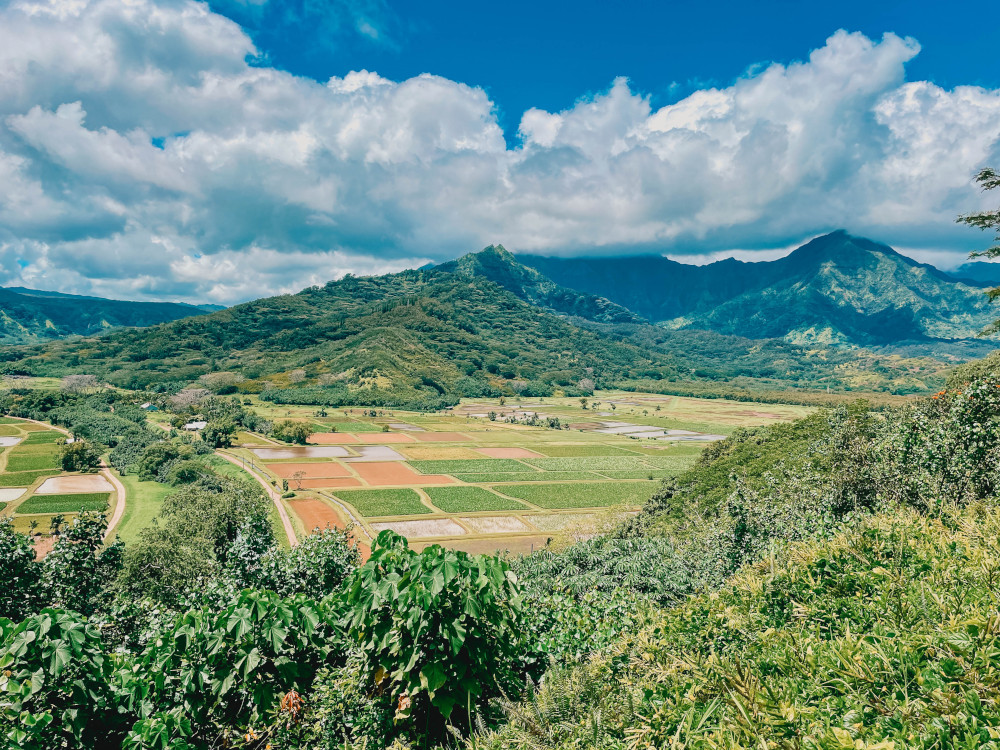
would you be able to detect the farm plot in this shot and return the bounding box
[370,518,466,538]
[523,457,660,472]
[475,447,544,458]
[494,482,655,509]
[36,475,114,493]
[423,486,527,513]
[17,493,112,514]
[451,471,602,483]
[332,488,430,517]
[531,444,641,457]
[351,462,454,486]
[409,459,535,475]
[266,462,352,479]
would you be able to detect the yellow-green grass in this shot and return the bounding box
[333,488,429,518]
[642,455,700,471]
[410,459,535,474]
[423,486,528,513]
[114,473,173,546]
[12,514,78,535]
[629,443,705,456]
[323,421,383,433]
[493,482,654,509]
[0,418,22,425]
[17,493,111,514]
[530,445,642,457]
[0,426,22,437]
[453,471,602,483]
[0,469,58,487]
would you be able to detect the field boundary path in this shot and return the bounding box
[216,450,297,546]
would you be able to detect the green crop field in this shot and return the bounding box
[452,471,602,483]
[20,431,65,445]
[523,456,659,472]
[493,481,655,509]
[0,469,59,487]
[0,426,21,437]
[409,459,535,475]
[593,470,676,480]
[333,488,430,517]
[531,445,641,457]
[17,492,112,514]
[5,451,61,472]
[424,486,527,513]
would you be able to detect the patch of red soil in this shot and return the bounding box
[351,462,455,486]
[288,497,370,560]
[32,536,55,560]
[308,433,358,444]
[267,461,351,479]
[414,432,470,442]
[356,433,415,443]
[476,447,544,458]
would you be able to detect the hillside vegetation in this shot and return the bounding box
[522,230,998,352]
[0,263,953,407]
[0,286,215,344]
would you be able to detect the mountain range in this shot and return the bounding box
[519,231,997,348]
[0,286,220,344]
[1,231,981,403]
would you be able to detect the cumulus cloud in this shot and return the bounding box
[0,0,998,304]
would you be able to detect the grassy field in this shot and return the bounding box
[333,488,430,517]
[17,492,112,514]
[424,486,527,513]
[20,430,65,445]
[113,473,173,546]
[493,482,653,509]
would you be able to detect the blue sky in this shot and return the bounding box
[0,0,997,303]
[211,0,1000,139]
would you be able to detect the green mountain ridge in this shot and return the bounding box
[0,286,218,344]
[520,230,998,349]
[0,256,952,402]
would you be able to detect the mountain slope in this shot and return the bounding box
[0,270,677,405]
[0,286,216,344]
[434,245,645,324]
[521,231,998,348]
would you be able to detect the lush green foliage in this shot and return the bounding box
[342,531,528,737]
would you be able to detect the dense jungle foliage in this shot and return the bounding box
[3,356,1000,748]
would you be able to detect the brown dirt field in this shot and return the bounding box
[414,535,552,555]
[350,462,455,486]
[288,498,371,560]
[398,446,482,460]
[267,461,351,479]
[289,497,346,529]
[295,477,363,490]
[370,518,467,538]
[476,447,544,459]
[414,432,471,442]
[36,475,114,494]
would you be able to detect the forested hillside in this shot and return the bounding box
[0,286,215,343]
[0,264,952,406]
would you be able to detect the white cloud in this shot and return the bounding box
[0,1,997,304]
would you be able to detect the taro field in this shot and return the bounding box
[221,392,814,555]
[0,417,118,557]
